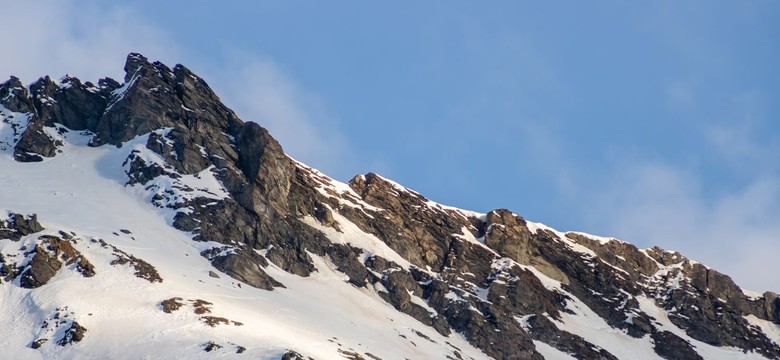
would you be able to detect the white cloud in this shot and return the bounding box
[586,161,780,293]
[0,1,177,84]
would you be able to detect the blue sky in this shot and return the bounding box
[2,1,779,292]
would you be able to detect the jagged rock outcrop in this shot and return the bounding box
[524,314,618,360]
[651,330,703,360]
[1,76,64,162]
[56,322,87,346]
[345,173,477,271]
[208,249,282,290]
[30,75,115,131]
[569,233,780,359]
[18,235,96,288]
[0,213,44,241]
[0,76,35,113]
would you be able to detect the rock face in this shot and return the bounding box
[10,235,96,288]
[2,53,780,359]
[0,213,44,241]
[56,322,87,346]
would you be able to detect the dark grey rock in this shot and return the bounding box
[484,210,568,285]
[14,116,60,162]
[56,322,86,346]
[364,255,400,273]
[326,243,368,287]
[344,173,473,271]
[662,288,780,358]
[651,330,703,360]
[375,269,451,336]
[29,75,108,130]
[0,76,34,113]
[203,341,222,352]
[566,232,659,281]
[19,244,61,288]
[18,236,95,288]
[281,350,308,360]
[234,121,294,217]
[486,264,568,320]
[30,338,48,349]
[209,250,283,290]
[525,314,618,360]
[123,149,170,185]
[0,213,44,241]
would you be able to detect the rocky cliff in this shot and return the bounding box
[1,54,779,360]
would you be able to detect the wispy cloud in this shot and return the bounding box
[0,1,355,179]
[203,56,356,180]
[667,82,695,105]
[704,93,778,173]
[0,1,177,83]
[585,136,780,293]
[557,3,780,293]
[517,100,780,293]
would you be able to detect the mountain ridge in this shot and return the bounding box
[1,53,778,359]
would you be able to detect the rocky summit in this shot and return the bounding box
[1,54,779,360]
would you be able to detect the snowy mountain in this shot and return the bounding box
[1,53,779,360]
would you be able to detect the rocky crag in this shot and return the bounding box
[1,54,779,359]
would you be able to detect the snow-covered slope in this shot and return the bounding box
[0,127,487,359]
[1,54,779,360]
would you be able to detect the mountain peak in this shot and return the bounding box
[123,52,151,82]
[1,54,779,359]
